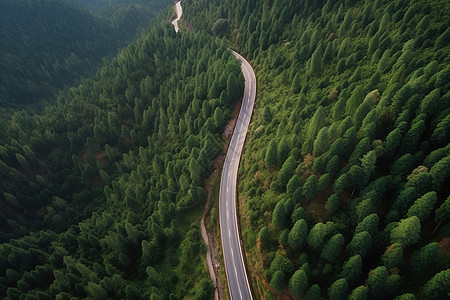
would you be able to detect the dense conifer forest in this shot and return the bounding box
[0,0,449,299]
[0,0,169,106]
[183,0,450,298]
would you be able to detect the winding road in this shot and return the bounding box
[219,51,256,300]
[170,2,256,298]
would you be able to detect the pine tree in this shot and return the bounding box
[341,255,362,283]
[313,127,329,157]
[305,284,321,300]
[346,231,372,257]
[325,194,340,215]
[430,156,450,191]
[288,219,308,251]
[307,106,326,139]
[286,175,301,196]
[289,269,308,298]
[292,72,302,93]
[309,44,323,76]
[278,137,291,165]
[265,140,278,167]
[328,278,349,300]
[407,191,437,222]
[355,213,379,237]
[307,222,326,250]
[272,201,287,229]
[321,233,345,263]
[420,269,450,299]
[381,243,403,268]
[270,270,285,291]
[390,216,421,246]
[258,226,271,250]
[367,266,389,299]
[303,175,318,201]
[410,242,439,274]
[435,195,450,223]
[348,286,368,300]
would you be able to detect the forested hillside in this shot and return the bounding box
[74,0,170,42]
[0,10,244,299]
[1,0,449,299]
[182,0,450,299]
[0,0,169,106]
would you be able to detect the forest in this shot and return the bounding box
[0,0,170,106]
[1,0,449,299]
[182,0,450,299]
[0,2,244,298]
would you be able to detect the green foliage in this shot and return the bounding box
[289,269,308,299]
[346,231,372,257]
[390,216,421,246]
[272,201,287,229]
[420,269,450,299]
[307,222,326,250]
[313,127,329,157]
[410,242,439,274]
[193,278,214,300]
[270,270,285,291]
[381,243,403,268]
[265,140,278,167]
[435,195,450,223]
[258,226,271,250]
[269,252,295,278]
[328,278,349,300]
[341,255,362,283]
[307,107,326,139]
[325,194,340,215]
[303,175,319,201]
[407,191,437,222]
[286,175,301,196]
[0,0,169,106]
[292,72,302,94]
[355,213,379,237]
[288,219,307,251]
[309,44,323,76]
[321,233,345,263]
[367,266,389,298]
[212,18,229,36]
[349,286,368,300]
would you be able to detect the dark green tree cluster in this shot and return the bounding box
[0,0,170,106]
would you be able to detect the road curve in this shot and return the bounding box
[219,51,256,300]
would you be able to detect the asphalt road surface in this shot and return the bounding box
[219,51,256,300]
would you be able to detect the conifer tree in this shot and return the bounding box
[381,243,403,268]
[265,140,278,167]
[321,233,345,263]
[390,216,421,246]
[410,242,439,273]
[307,106,326,139]
[342,254,362,283]
[288,219,307,251]
[328,278,349,300]
[407,191,437,222]
[289,269,308,298]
